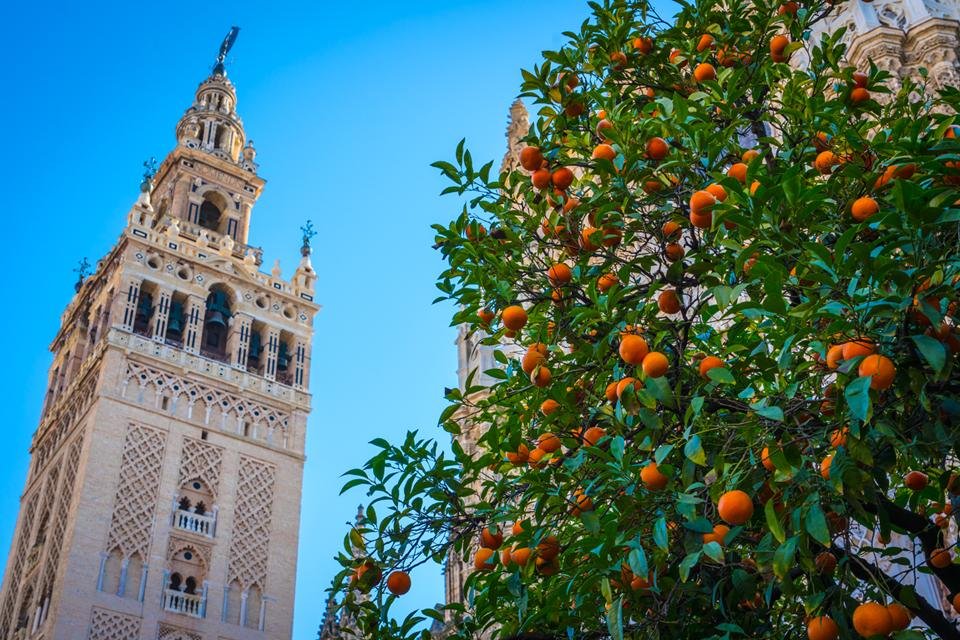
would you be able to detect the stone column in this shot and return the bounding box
[263,327,281,381]
[293,337,309,389]
[183,295,206,355]
[228,313,252,370]
[150,287,173,343]
[115,277,143,332]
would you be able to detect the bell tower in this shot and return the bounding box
[0,30,318,640]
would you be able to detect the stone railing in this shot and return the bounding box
[163,589,204,618]
[108,329,311,408]
[172,510,216,538]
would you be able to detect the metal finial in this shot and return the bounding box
[73,258,91,292]
[213,26,240,76]
[140,157,157,193]
[300,220,317,256]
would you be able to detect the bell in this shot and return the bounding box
[136,293,154,323]
[277,342,291,371]
[205,310,227,329]
[248,333,262,362]
[166,302,184,337]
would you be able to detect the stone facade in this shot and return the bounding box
[0,46,318,640]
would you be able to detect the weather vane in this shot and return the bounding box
[142,157,157,180]
[300,220,317,255]
[213,26,241,76]
[73,258,91,292]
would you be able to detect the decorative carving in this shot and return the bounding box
[500,99,530,174]
[158,623,202,640]
[178,437,224,499]
[38,434,85,608]
[192,162,247,191]
[227,456,276,590]
[166,535,212,569]
[88,607,141,640]
[105,424,167,560]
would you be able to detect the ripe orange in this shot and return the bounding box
[930,548,952,568]
[506,444,529,465]
[552,167,574,190]
[641,462,669,490]
[814,151,838,174]
[633,36,653,54]
[750,180,761,195]
[646,137,670,161]
[571,488,594,515]
[699,355,724,378]
[510,546,532,566]
[887,603,912,631]
[520,146,545,171]
[858,354,895,390]
[477,307,495,324]
[501,305,527,331]
[537,535,560,560]
[690,209,712,229]
[904,470,928,491]
[669,49,686,66]
[778,1,799,14]
[851,196,879,222]
[850,87,871,104]
[825,344,844,369]
[706,183,728,202]
[842,339,875,360]
[954,593,960,612]
[580,226,600,252]
[658,289,681,314]
[480,526,503,550]
[540,399,560,416]
[511,520,525,536]
[386,570,411,595]
[696,34,714,52]
[605,381,619,402]
[665,243,685,261]
[521,348,546,375]
[592,143,617,161]
[726,163,748,183]
[770,34,790,62]
[598,273,619,293]
[852,602,893,638]
[807,615,839,640]
[619,334,650,365]
[547,263,573,287]
[582,426,607,447]
[717,490,754,525]
[474,547,496,571]
[703,523,729,545]
[537,432,561,453]
[693,62,717,83]
[662,220,682,239]
[690,190,717,214]
[642,352,669,378]
[761,446,776,472]
[616,377,641,398]
[820,455,833,480]
[530,366,552,388]
[532,168,552,189]
[829,427,848,448]
[742,149,760,163]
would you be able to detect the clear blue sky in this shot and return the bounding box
[0,1,667,637]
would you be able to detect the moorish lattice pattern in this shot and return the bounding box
[31,361,100,481]
[227,456,276,590]
[178,436,224,499]
[157,621,202,640]
[105,424,167,559]
[88,606,140,640]
[123,360,290,447]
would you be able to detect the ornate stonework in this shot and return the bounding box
[105,424,167,560]
[88,607,141,640]
[227,456,276,591]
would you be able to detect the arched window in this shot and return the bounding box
[225,580,242,624]
[101,549,123,594]
[169,572,182,591]
[202,286,233,360]
[123,553,143,600]
[245,584,262,628]
[198,200,221,231]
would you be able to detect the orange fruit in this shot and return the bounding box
[717,490,754,525]
[502,305,527,331]
[480,527,503,550]
[665,243,685,261]
[537,535,560,560]
[619,334,650,365]
[807,615,839,640]
[750,180,761,195]
[511,520,525,536]
[842,339,875,360]
[386,570,411,595]
[778,1,799,14]
[530,366,552,388]
[690,209,712,229]
[858,354,895,390]
[571,489,594,515]
[820,455,833,480]
[519,146,545,171]
[814,151,838,174]
[930,548,952,568]
[850,87,871,104]
[852,602,893,638]
[605,381,619,403]
[582,426,607,447]
[829,427,848,448]
[904,470,928,490]
[706,183,727,202]
[642,352,669,378]
[521,349,546,375]
[658,289,681,314]
[693,62,717,83]
[547,263,573,287]
[646,137,669,161]
[633,36,653,53]
[742,149,760,163]
[580,226,600,252]
[886,603,911,631]
[851,196,879,222]
[669,49,686,66]
[510,546,532,566]
[761,446,776,472]
[616,377,641,398]
[640,462,669,490]
[505,444,529,465]
[726,163,748,183]
[662,220,682,239]
[690,190,717,214]
[477,307,495,324]
[474,548,496,571]
[699,355,724,378]
[541,399,560,416]
[953,593,960,612]
[532,168,552,189]
[825,344,844,369]
[702,523,729,545]
[552,167,574,190]
[537,432,561,453]
[592,143,617,161]
[598,273,619,293]
[696,34,714,52]
[770,34,790,62]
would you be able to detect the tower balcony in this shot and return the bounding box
[163,588,205,618]
[172,510,216,538]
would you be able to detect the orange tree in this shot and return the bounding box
[332,0,960,638]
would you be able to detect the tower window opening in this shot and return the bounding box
[198,200,221,231]
[161,395,170,411]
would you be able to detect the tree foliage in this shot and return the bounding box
[333,0,960,638]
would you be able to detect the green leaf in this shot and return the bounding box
[679,551,701,582]
[754,405,784,421]
[911,334,947,373]
[581,510,600,534]
[805,503,831,546]
[845,375,873,423]
[684,435,708,466]
[606,597,624,640]
[702,541,725,563]
[654,517,670,551]
[772,536,799,580]
[707,367,735,384]
[765,499,786,543]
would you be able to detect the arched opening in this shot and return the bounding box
[15,584,33,630]
[225,579,242,624]
[276,330,295,386]
[101,548,123,595]
[123,553,143,600]
[165,292,188,346]
[245,584,262,629]
[164,545,206,616]
[198,200,221,231]
[133,282,157,337]
[169,572,182,591]
[202,285,233,362]
[173,478,216,536]
[246,320,266,375]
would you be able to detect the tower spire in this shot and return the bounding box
[212,26,240,77]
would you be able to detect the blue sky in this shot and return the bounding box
[0,1,670,637]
